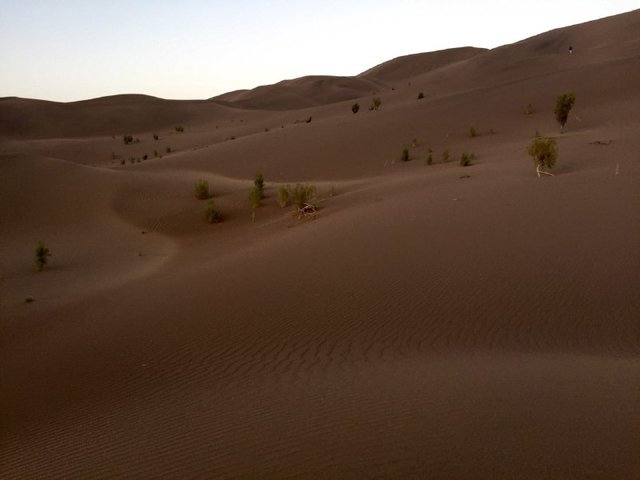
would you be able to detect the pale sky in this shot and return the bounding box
[0,1,637,102]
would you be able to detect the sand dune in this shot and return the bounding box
[1,9,639,479]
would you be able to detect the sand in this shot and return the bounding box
[1,9,639,479]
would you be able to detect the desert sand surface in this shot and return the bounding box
[1,10,640,479]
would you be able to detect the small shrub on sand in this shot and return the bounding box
[352,103,360,114]
[166,146,172,153]
[194,179,210,199]
[469,127,477,138]
[205,200,223,223]
[554,92,576,132]
[417,92,424,100]
[426,149,433,165]
[369,97,382,111]
[524,103,534,115]
[305,116,312,123]
[34,241,51,272]
[120,159,125,165]
[254,174,265,199]
[411,138,418,148]
[442,150,450,163]
[123,135,134,145]
[527,135,558,177]
[175,126,184,133]
[153,133,159,140]
[277,186,289,207]
[292,184,315,209]
[460,152,475,167]
[400,147,410,162]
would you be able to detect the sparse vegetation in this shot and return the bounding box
[442,150,450,163]
[165,146,172,153]
[489,128,496,135]
[411,138,418,148]
[254,174,265,199]
[34,241,51,272]
[194,179,210,199]
[205,200,223,223]
[305,116,312,123]
[153,150,159,158]
[123,135,134,145]
[153,133,159,140]
[292,184,315,209]
[175,126,184,133]
[277,186,289,207]
[120,159,125,165]
[460,152,475,167]
[352,103,360,114]
[426,149,433,165]
[554,92,576,132]
[527,135,558,177]
[401,147,410,162]
[469,127,477,138]
[524,103,534,115]
[369,97,382,111]
[417,92,424,100]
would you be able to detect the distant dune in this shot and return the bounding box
[1,9,639,479]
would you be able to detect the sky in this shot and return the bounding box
[0,1,637,102]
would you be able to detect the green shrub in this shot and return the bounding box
[460,152,474,167]
[527,136,558,177]
[426,149,433,165]
[292,184,315,209]
[417,92,424,100]
[442,150,450,162]
[401,147,410,162]
[352,103,360,114]
[175,126,184,133]
[277,186,289,207]
[469,127,477,138]
[254,174,264,199]
[123,135,134,145]
[34,241,51,272]
[205,200,223,223]
[370,97,382,111]
[524,103,534,115]
[554,92,576,131]
[194,179,210,199]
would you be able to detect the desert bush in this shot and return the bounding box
[123,135,134,145]
[426,149,433,165]
[166,146,172,153]
[417,92,424,100]
[254,174,265,199]
[469,127,477,138]
[153,150,159,158]
[143,154,148,160]
[277,186,289,207]
[175,125,184,133]
[554,92,576,131]
[401,147,410,162]
[527,135,558,177]
[442,150,450,162]
[460,152,474,167]
[153,133,159,140]
[34,241,51,272]
[305,116,312,123]
[370,97,382,111]
[352,102,360,114]
[205,200,223,223]
[194,179,210,199]
[524,103,534,115]
[120,159,125,165]
[411,138,418,148]
[292,184,315,209]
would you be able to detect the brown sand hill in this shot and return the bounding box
[1,9,639,479]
